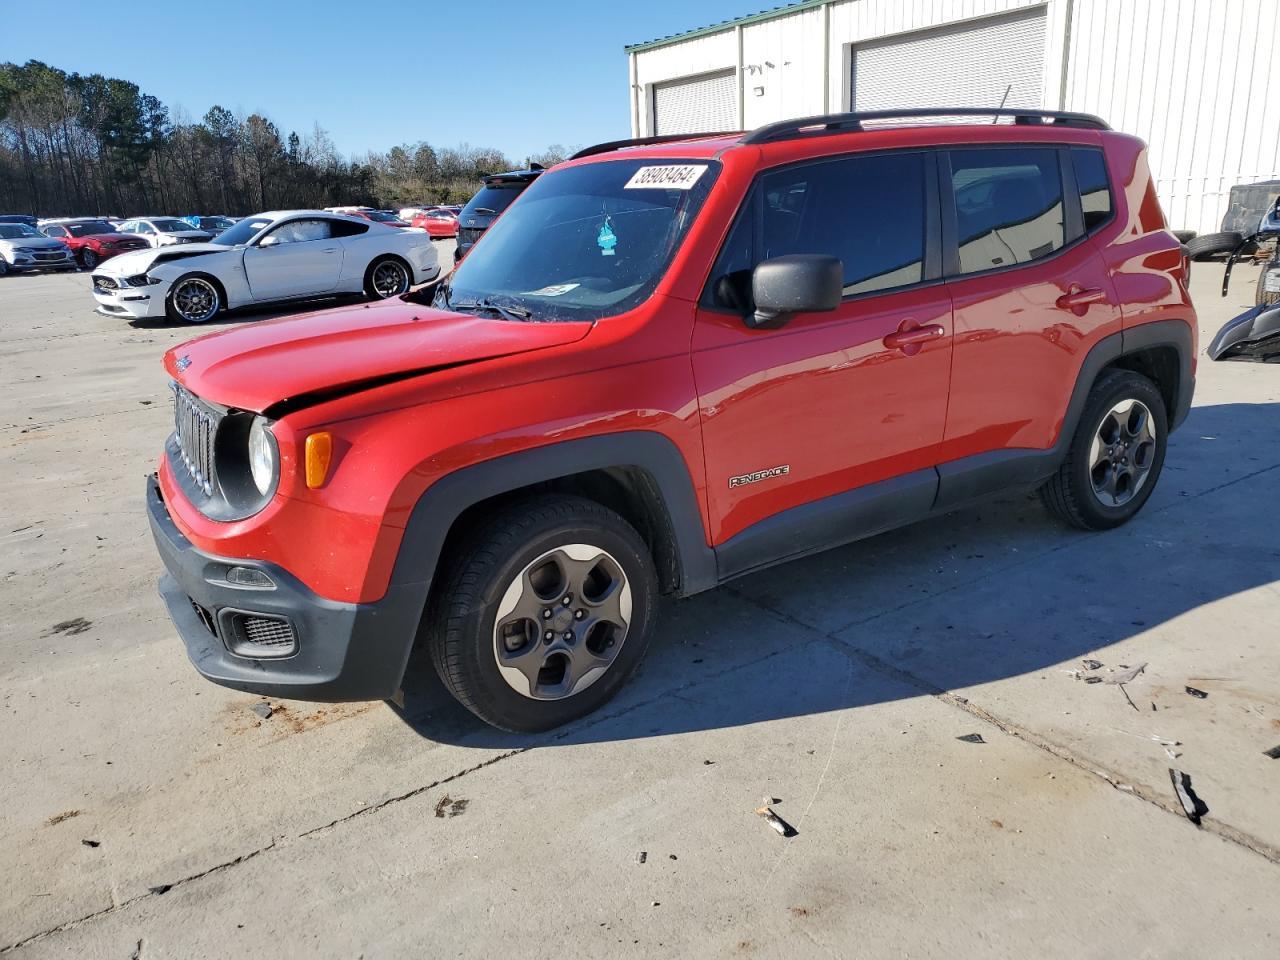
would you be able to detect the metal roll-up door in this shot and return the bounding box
[851,8,1048,114]
[652,69,737,135]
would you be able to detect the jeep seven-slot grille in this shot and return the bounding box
[171,384,220,495]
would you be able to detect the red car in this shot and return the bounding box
[39,219,149,269]
[410,208,459,238]
[148,108,1195,732]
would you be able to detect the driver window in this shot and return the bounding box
[267,219,333,244]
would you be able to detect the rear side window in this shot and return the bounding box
[328,219,369,238]
[1071,147,1113,231]
[949,148,1064,275]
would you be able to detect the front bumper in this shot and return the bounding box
[147,474,425,701]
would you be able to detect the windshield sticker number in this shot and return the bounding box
[526,283,580,297]
[624,165,708,190]
[597,217,617,257]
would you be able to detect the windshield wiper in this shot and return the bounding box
[451,297,532,322]
[472,207,497,216]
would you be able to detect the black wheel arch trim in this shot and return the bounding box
[388,431,718,601]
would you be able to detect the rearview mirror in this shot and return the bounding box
[748,255,843,329]
[258,235,282,248]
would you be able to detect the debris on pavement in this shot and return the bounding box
[1081,659,1104,670]
[80,839,100,848]
[1105,663,1148,685]
[434,795,468,818]
[755,805,797,838]
[636,851,647,864]
[1264,745,1280,760]
[250,702,273,720]
[45,809,81,826]
[1185,686,1209,699]
[956,733,986,744]
[1165,746,1181,760]
[149,883,173,895]
[1169,769,1208,825]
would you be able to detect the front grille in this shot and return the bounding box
[93,275,117,291]
[34,251,68,261]
[171,384,221,495]
[225,612,298,658]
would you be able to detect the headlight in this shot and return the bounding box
[123,273,162,287]
[248,418,276,495]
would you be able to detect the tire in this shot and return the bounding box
[0,258,8,277]
[1172,230,1197,244]
[165,273,222,323]
[1185,231,1243,261]
[80,249,99,270]
[1039,368,1168,531]
[1256,264,1280,306]
[429,494,659,732]
[364,256,411,299]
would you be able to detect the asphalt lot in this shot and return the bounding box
[2,251,1278,958]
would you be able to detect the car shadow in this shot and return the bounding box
[390,399,1280,747]
[126,295,369,330]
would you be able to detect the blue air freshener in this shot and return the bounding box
[597,218,617,256]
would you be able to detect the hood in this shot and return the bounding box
[97,243,227,275]
[163,230,214,240]
[0,235,66,251]
[83,232,144,245]
[164,298,593,413]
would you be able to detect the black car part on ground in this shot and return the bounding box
[1207,302,1280,362]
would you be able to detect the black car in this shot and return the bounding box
[454,165,544,262]
[0,214,39,227]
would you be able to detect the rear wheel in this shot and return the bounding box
[429,495,658,732]
[1040,369,1168,530]
[364,256,411,299]
[165,274,222,323]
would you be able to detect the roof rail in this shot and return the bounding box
[741,108,1110,145]
[569,131,742,161]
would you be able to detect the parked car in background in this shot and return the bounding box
[91,209,440,322]
[39,218,149,269]
[116,217,213,248]
[410,208,458,238]
[454,165,544,261]
[0,221,77,275]
[0,214,39,228]
[324,207,410,228]
[181,215,238,235]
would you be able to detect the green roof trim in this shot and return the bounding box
[624,0,831,53]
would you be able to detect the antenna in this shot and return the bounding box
[993,84,1013,122]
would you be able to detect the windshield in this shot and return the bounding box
[443,158,719,322]
[66,221,116,236]
[211,215,274,246]
[200,217,234,230]
[461,182,526,219]
[366,211,401,223]
[0,224,41,239]
[152,218,192,233]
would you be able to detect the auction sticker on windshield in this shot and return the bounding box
[624,165,708,190]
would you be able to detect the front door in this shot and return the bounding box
[692,150,953,573]
[242,218,344,299]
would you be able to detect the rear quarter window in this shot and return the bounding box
[1071,147,1114,232]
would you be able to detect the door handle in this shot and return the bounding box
[321,247,339,254]
[1055,285,1107,312]
[883,319,946,355]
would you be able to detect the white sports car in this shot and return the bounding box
[91,210,441,323]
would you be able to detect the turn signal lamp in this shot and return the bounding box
[305,432,333,489]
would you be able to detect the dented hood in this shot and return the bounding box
[164,298,592,412]
[97,243,227,275]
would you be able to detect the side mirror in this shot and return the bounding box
[258,234,282,248]
[748,254,843,329]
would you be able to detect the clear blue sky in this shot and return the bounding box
[1,0,757,161]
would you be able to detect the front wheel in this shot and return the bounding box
[1256,262,1280,306]
[1040,369,1168,530]
[429,495,659,732]
[364,256,411,299]
[165,274,222,323]
[80,249,99,270]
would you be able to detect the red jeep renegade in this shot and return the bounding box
[148,108,1197,732]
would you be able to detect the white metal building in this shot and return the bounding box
[625,0,1280,234]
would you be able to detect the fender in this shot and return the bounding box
[387,431,718,599]
[934,317,1195,510]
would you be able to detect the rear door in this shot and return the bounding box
[693,150,952,567]
[936,144,1122,498]
[242,217,344,299]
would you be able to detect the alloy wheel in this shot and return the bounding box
[492,544,632,700]
[172,278,219,322]
[370,260,409,298]
[1088,398,1157,507]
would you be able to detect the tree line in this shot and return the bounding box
[0,60,570,217]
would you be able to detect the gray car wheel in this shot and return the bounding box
[165,275,222,323]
